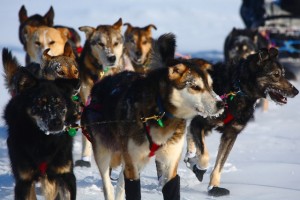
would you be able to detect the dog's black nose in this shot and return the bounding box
[108,55,116,63]
[293,86,299,96]
[49,119,63,130]
[216,101,225,109]
[136,51,142,58]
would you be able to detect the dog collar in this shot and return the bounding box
[157,95,174,119]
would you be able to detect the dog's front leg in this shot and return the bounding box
[208,133,237,197]
[156,131,185,200]
[189,117,210,182]
[115,168,125,200]
[14,179,36,200]
[123,154,141,200]
[93,140,114,200]
[123,138,151,200]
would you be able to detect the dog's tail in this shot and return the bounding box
[2,48,20,93]
[150,33,176,69]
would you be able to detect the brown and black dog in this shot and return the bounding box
[22,25,70,64]
[123,23,157,73]
[75,18,126,167]
[81,33,224,200]
[187,48,299,197]
[2,42,79,96]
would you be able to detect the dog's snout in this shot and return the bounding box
[49,119,63,131]
[108,55,116,63]
[293,86,299,96]
[135,51,142,57]
[216,101,225,109]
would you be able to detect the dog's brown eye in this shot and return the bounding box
[114,42,119,46]
[191,85,201,91]
[142,40,148,45]
[74,69,78,75]
[35,41,41,46]
[49,41,55,45]
[98,42,105,47]
[57,70,65,76]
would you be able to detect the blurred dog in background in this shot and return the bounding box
[123,23,157,73]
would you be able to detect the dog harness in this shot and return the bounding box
[38,162,47,175]
[81,102,103,143]
[142,122,162,157]
[141,96,174,157]
[220,83,245,124]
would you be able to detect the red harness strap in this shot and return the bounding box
[38,162,47,175]
[149,142,161,157]
[82,127,92,143]
[144,124,161,157]
[77,46,83,54]
[223,111,234,124]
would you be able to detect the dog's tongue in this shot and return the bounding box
[269,91,287,104]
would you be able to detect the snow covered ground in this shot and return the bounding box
[0,0,300,199]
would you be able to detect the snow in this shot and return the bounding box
[0,0,300,199]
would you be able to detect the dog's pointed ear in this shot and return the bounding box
[195,59,212,71]
[113,18,123,31]
[269,47,278,58]
[257,48,269,64]
[16,69,39,94]
[79,26,95,39]
[231,27,237,35]
[19,5,28,23]
[44,6,54,26]
[144,24,157,32]
[42,49,52,62]
[168,63,187,81]
[124,23,132,32]
[63,42,76,59]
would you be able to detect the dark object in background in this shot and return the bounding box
[240,0,265,28]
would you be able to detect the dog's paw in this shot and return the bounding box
[184,155,197,169]
[208,186,230,197]
[192,165,206,182]
[74,159,91,168]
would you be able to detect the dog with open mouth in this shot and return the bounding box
[186,47,298,197]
